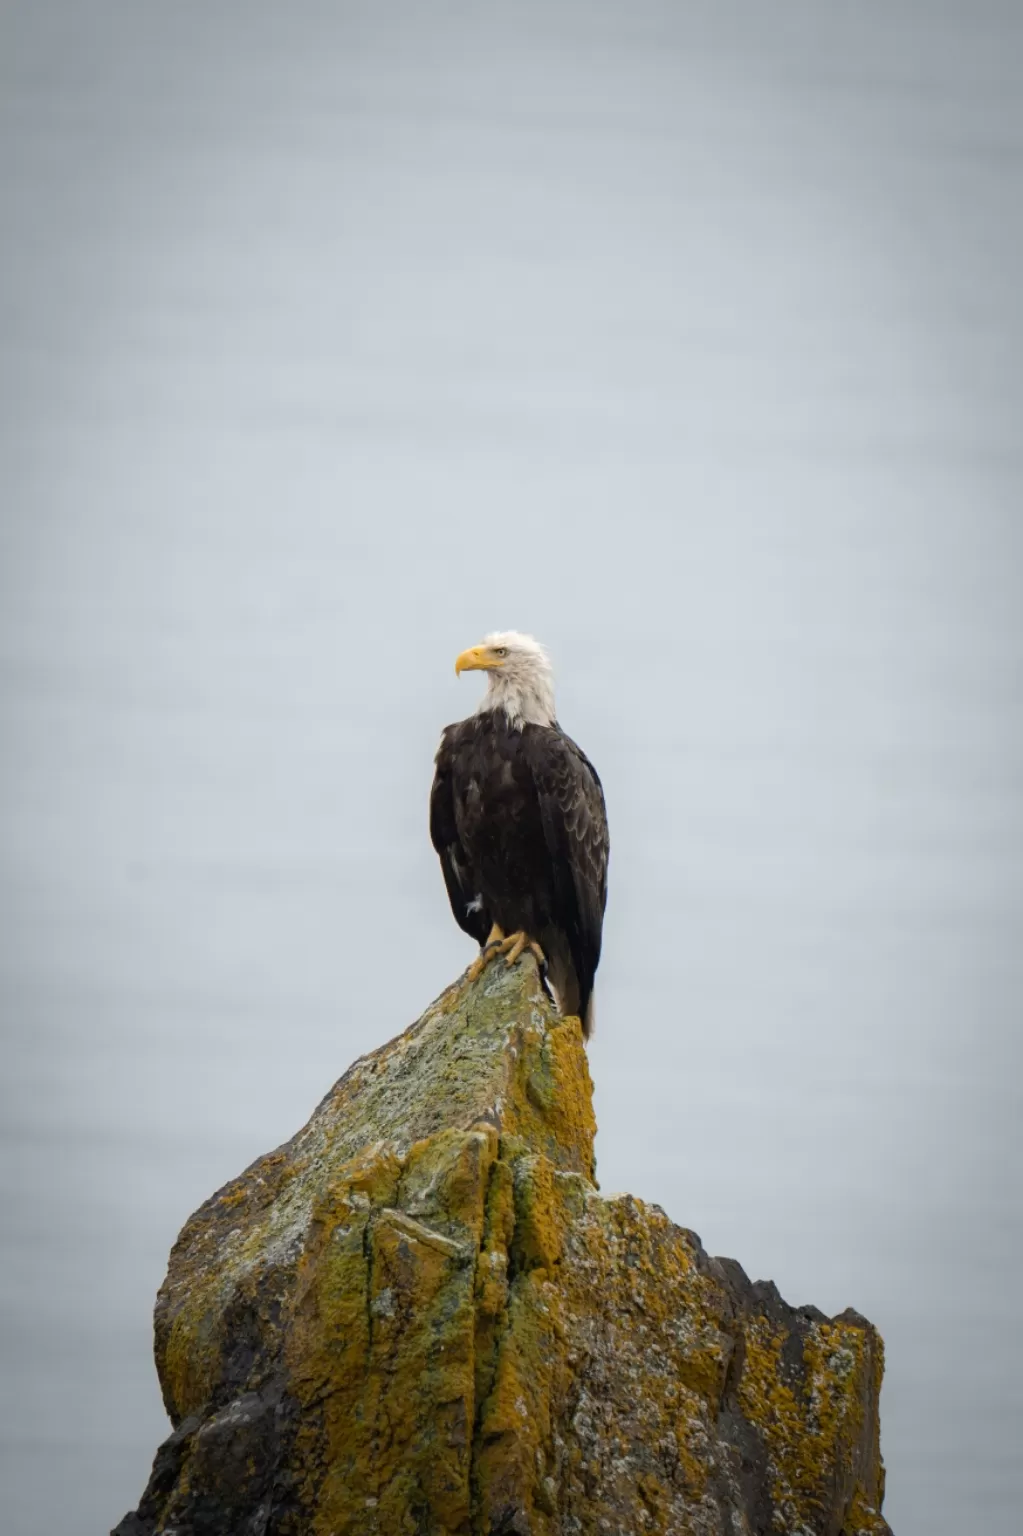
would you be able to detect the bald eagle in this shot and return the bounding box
[430,632,609,1037]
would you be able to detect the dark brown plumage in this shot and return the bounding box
[430,634,609,1035]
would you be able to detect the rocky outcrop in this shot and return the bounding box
[114,961,891,1536]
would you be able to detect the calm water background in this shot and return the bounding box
[2,4,1021,1531]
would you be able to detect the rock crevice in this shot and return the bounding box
[115,962,892,1536]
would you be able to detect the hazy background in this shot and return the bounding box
[1,3,1021,1531]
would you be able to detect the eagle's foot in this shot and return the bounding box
[467,925,506,982]
[499,931,546,970]
[467,928,545,982]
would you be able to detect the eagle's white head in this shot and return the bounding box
[454,631,556,729]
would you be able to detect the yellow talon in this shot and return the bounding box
[503,932,528,966]
[467,925,505,981]
[498,931,546,969]
[467,927,545,981]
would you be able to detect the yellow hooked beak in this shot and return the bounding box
[455,644,505,676]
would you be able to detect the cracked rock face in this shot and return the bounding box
[114,962,892,1536]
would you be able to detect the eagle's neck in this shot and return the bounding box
[476,668,556,731]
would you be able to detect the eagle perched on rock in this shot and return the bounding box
[430,632,609,1036]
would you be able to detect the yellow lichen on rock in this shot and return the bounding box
[115,960,892,1536]
[736,1303,888,1536]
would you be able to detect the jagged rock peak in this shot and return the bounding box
[114,959,892,1536]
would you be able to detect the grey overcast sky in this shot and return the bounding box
[1,3,1021,1532]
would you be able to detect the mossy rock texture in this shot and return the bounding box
[114,960,892,1536]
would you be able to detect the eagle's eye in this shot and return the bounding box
[494,647,508,658]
